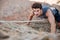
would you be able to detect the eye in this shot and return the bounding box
[37,10,39,12]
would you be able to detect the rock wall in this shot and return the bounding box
[0,23,59,40]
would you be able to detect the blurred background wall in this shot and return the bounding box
[0,0,60,21]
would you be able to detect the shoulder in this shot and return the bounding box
[46,9,53,17]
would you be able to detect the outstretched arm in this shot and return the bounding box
[46,9,56,33]
[27,13,35,25]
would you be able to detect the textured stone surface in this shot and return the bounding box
[0,23,48,40]
[0,23,59,40]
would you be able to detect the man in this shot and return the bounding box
[27,2,60,33]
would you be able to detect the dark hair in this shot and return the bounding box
[32,2,42,9]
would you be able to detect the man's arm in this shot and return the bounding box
[46,9,56,33]
[27,13,35,25]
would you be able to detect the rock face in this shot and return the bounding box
[0,23,60,40]
[0,23,48,40]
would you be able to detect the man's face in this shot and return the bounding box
[32,8,42,16]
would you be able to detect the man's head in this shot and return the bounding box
[32,2,42,16]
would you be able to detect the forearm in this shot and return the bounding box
[46,9,56,33]
[29,16,33,20]
[27,14,34,25]
[50,23,56,33]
